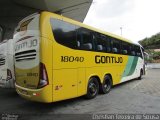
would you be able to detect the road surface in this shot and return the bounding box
[0,66,160,120]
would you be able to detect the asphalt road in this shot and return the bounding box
[0,67,160,120]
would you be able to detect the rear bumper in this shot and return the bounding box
[15,83,52,103]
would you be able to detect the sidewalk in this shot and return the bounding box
[147,63,160,69]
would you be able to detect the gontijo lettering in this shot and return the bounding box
[95,55,123,64]
[15,39,37,52]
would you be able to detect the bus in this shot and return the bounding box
[0,39,15,88]
[14,11,145,103]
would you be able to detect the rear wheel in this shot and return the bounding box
[85,77,99,99]
[100,75,112,94]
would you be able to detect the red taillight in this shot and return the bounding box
[38,63,49,88]
[7,69,12,80]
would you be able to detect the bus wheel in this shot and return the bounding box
[100,75,112,94]
[85,77,99,99]
[138,70,143,80]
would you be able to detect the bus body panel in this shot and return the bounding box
[0,39,15,88]
[121,56,143,82]
[77,68,86,96]
[6,39,15,88]
[52,69,77,102]
[0,41,7,87]
[51,37,131,101]
[52,40,129,86]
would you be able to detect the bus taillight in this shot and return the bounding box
[38,63,49,88]
[7,69,12,80]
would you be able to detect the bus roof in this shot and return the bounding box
[41,11,137,45]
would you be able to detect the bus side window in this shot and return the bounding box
[82,43,92,50]
[131,51,136,56]
[121,42,131,55]
[97,45,103,51]
[95,33,112,53]
[129,43,136,56]
[111,39,120,54]
[77,27,94,51]
[50,18,77,49]
[122,50,128,54]
[105,36,111,53]
[135,45,142,58]
[112,47,118,53]
[76,28,83,49]
[94,33,106,52]
[77,41,81,48]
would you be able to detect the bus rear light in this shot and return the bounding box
[38,63,49,88]
[33,93,40,96]
[7,69,12,80]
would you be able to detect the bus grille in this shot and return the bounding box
[0,58,5,66]
[15,50,36,62]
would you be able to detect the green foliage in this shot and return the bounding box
[138,32,160,49]
[144,49,160,63]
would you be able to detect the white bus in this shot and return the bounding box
[0,39,15,88]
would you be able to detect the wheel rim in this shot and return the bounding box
[89,82,97,96]
[104,79,111,92]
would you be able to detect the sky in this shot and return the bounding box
[84,0,160,43]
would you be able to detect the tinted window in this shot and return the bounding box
[77,27,94,51]
[50,18,138,55]
[129,45,135,56]
[122,42,131,55]
[135,45,142,57]
[50,18,77,49]
[111,39,121,54]
[95,33,111,52]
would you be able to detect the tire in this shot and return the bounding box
[100,75,112,94]
[85,77,99,99]
[138,70,143,80]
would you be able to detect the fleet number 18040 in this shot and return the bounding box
[61,56,84,62]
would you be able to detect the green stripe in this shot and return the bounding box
[123,56,138,77]
[127,57,138,76]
